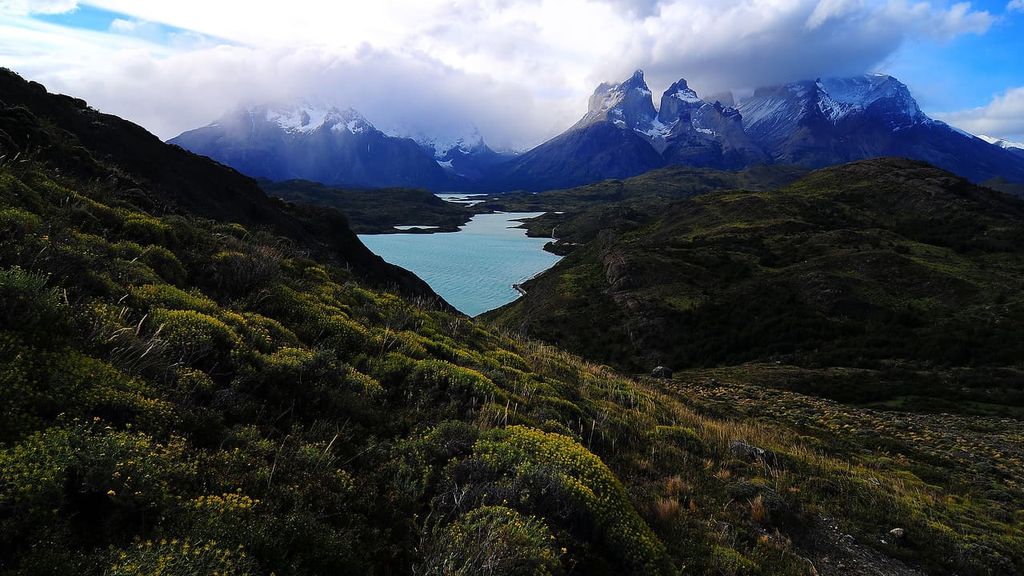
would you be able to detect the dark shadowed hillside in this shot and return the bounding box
[0,68,437,299]
[259,179,478,233]
[488,159,1024,413]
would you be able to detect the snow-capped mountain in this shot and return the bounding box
[736,74,928,157]
[489,69,1024,191]
[169,102,463,190]
[733,74,1024,182]
[569,71,765,167]
[490,70,769,190]
[572,69,658,133]
[170,72,1024,193]
[384,123,507,180]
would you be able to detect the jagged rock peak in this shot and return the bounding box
[576,69,657,131]
[814,74,924,125]
[323,107,374,134]
[228,101,377,135]
[385,122,488,160]
[657,77,705,125]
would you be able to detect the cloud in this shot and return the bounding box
[934,87,1024,141]
[0,0,77,15]
[0,0,1000,149]
[1009,0,1024,12]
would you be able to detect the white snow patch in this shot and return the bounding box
[978,134,1024,150]
[671,87,703,105]
[386,123,486,160]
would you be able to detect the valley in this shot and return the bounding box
[3,48,1024,576]
[359,210,561,316]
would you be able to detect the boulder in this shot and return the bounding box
[651,366,673,379]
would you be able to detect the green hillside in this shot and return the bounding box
[1,73,1023,576]
[488,160,1024,412]
[260,179,477,233]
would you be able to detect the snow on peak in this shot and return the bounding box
[258,101,376,135]
[263,102,331,134]
[384,123,486,160]
[578,70,657,130]
[815,75,922,124]
[667,79,703,105]
[978,134,1024,150]
[326,107,374,134]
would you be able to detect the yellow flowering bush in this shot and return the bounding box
[412,359,502,401]
[472,426,669,574]
[421,506,563,576]
[130,284,217,314]
[147,308,239,366]
[121,214,173,247]
[106,539,257,576]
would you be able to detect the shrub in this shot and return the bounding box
[411,359,502,401]
[471,426,669,574]
[318,313,369,354]
[487,349,532,372]
[0,206,41,237]
[186,492,260,543]
[652,425,705,455]
[130,284,217,314]
[105,539,257,576]
[121,214,172,246]
[343,364,384,398]
[140,245,188,286]
[147,308,238,368]
[0,266,67,346]
[207,248,280,297]
[420,506,563,576]
[0,423,197,542]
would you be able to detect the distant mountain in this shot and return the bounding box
[735,75,1024,182]
[385,123,510,181]
[978,134,1024,150]
[168,102,465,190]
[490,120,665,192]
[169,72,1024,192]
[494,70,1024,191]
[979,134,1024,160]
[488,71,766,191]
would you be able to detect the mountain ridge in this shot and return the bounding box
[167,69,1024,192]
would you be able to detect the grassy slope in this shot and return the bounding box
[2,161,1021,576]
[260,179,478,234]
[488,160,1024,398]
[477,165,807,254]
[1,78,1022,575]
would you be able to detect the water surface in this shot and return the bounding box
[360,211,559,316]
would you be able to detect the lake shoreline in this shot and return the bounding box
[359,210,561,316]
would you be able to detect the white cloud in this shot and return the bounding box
[935,87,1024,141]
[0,0,1000,149]
[1009,0,1024,12]
[0,0,77,15]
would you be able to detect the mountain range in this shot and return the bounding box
[170,70,1024,192]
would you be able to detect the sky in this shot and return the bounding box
[1,0,1023,149]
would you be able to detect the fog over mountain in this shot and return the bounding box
[4,0,1023,150]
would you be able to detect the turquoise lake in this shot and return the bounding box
[359,210,560,316]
